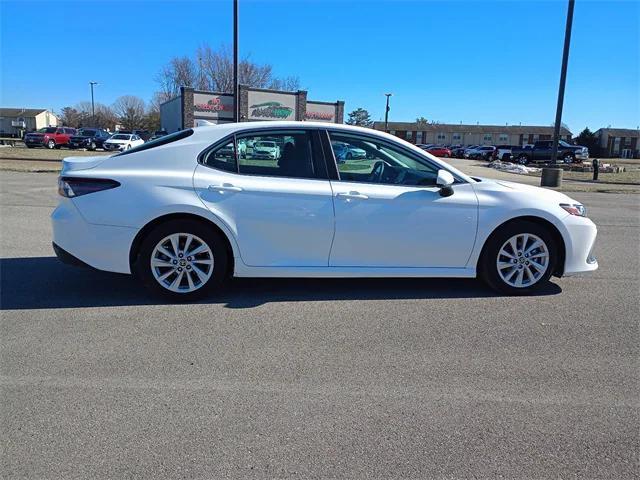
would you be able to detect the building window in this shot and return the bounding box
[483,134,492,141]
[499,134,508,142]
[436,133,446,141]
[416,131,423,143]
[452,133,461,141]
[406,131,413,140]
[389,130,395,135]
[613,137,621,153]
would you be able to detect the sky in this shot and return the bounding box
[1,0,638,133]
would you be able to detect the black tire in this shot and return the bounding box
[562,153,575,164]
[134,219,229,301]
[479,220,557,295]
[26,145,34,149]
[46,139,56,149]
[89,142,96,151]
[517,154,530,165]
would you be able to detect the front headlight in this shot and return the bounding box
[560,203,586,217]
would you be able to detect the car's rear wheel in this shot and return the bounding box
[135,219,228,300]
[46,139,56,149]
[89,142,96,151]
[517,154,530,165]
[480,220,557,295]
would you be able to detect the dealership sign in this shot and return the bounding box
[248,91,296,120]
[193,93,234,119]
[305,102,336,122]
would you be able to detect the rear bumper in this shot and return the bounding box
[51,197,137,274]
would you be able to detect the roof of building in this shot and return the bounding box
[372,121,572,135]
[594,127,640,138]
[0,108,52,117]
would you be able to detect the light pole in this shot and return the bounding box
[550,0,574,164]
[89,81,98,126]
[233,0,239,122]
[384,93,392,132]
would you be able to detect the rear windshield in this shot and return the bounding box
[114,129,194,157]
[77,129,97,136]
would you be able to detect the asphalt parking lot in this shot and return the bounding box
[1,170,638,479]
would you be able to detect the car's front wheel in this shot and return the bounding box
[480,220,557,295]
[135,219,228,300]
[517,154,530,165]
[46,139,56,149]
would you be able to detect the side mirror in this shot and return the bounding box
[436,169,455,197]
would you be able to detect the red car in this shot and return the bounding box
[24,126,76,149]
[425,146,452,158]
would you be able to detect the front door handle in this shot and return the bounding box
[208,183,243,193]
[336,191,368,201]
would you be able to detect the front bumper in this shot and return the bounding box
[561,215,598,276]
[51,197,138,274]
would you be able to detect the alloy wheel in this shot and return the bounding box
[150,233,214,293]
[496,233,549,288]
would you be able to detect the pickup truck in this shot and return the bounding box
[24,127,76,149]
[511,140,588,165]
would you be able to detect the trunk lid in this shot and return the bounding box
[61,155,110,174]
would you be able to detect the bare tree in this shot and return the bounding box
[112,96,146,130]
[157,43,301,96]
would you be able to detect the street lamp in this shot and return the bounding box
[233,0,239,122]
[384,93,392,132]
[89,81,98,126]
[550,0,574,164]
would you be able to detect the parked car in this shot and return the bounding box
[492,145,514,161]
[102,133,145,152]
[68,128,111,151]
[425,146,452,158]
[511,140,589,165]
[451,145,468,158]
[465,146,495,160]
[416,144,435,150]
[149,130,168,141]
[332,141,367,161]
[133,129,152,142]
[252,140,280,159]
[24,127,76,149]
[52,121,597,300]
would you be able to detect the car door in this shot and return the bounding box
[193,128,335,267]
[325,130,478,268]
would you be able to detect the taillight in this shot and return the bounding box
[58,177,120,198]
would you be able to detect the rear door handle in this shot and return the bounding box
[208,183,243,193]
[336,191,368,200]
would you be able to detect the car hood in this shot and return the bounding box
[472,176,578,204]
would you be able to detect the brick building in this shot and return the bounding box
[593,127,639,158]
[372,121,572,147]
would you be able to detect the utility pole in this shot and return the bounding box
[233,0,239,122]
[384,93,392,132]
[89,81,98,126]
[550,0,575,164]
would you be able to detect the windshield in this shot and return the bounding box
[559,140,573,147]
[37,127,57,134]
[77,129,96,137]
[111,134,130,140]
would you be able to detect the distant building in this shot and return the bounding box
[372,122,572,147]
[0,108,60,138]
[593,127,639,158]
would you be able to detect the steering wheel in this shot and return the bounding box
[371,160,385,182]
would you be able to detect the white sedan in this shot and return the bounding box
[52,122,598,299]
[103,133,145,152]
